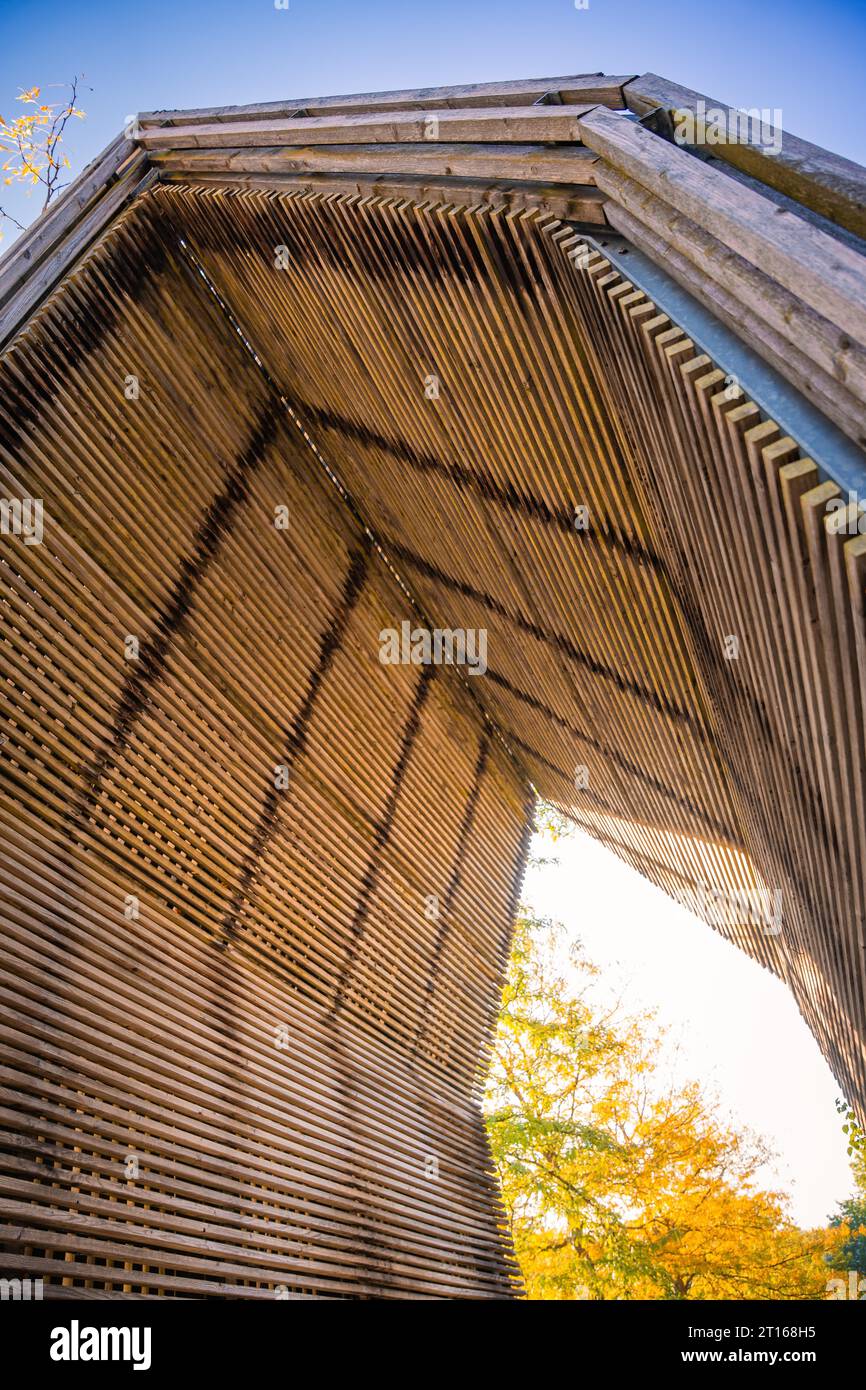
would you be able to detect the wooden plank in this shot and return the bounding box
[603,199,866,447]
[0,196,531,1296]
[139,104,599,150]
[577,106,866,347]
[624,72,866,240]
[148,141,599,185]
[161,170,609,221]
[0,137,140,312]
[137,73,633,128]
[0,160,155,351]
[4,144,866,1302]
[595,162,866,402]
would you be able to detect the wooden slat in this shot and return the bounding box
[3,69,866,1302]
[161,171,608,222]
[0,196,530,1297]
[601,195,866,447]
[577,106,866,346]
[142,182,866,1131]
[0,134,136,300]
[594,162,866,405]
[0,156,155,352]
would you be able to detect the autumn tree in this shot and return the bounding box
[485,907,844,1299]
[0,78,86,238]
[827,1101,866,1277]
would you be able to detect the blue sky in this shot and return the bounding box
[1,0,861,1222]
[1,0,865,237]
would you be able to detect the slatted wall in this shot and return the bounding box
[0,196,531,1297]
[2,160,866,1300]
[147,183,866,1118]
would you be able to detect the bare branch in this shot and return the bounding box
[0,204,26,232]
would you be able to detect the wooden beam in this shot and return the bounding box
[138,73,634,128]
[0,136,141,313]
[593,161,866,407]
[603,200,866,446]
[147,142,600,185]
[160,170,609,221]
[577,107,866,347]
[0,156,154,352]
[624,72,866,240]
[139,104,598,151]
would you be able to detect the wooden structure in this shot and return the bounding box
[1,72,865,1298]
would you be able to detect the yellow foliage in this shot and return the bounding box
[0,78,85,238]
[485,909,849,1300]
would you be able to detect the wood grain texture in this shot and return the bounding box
[577,107,866,347]
[159,170,609,222]
[147,141,599,185]
[624,72,866,240]
[3,67,866,1300]
[137,74,634,128]
[0,197,531,1298]
[143,183,866,1133]
[140,106,598,150]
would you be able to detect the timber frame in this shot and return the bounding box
[1,72,866,1299]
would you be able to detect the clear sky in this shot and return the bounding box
[525,825,855,1228]
[1,0,860,1224]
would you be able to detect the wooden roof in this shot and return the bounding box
[2,73,866,1296]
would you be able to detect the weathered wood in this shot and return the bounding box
[138,73,634,129]
[140,104,598,150]
[0,196,533,1297]
[162,170,608,221]
[624,72,866,240]
[595,163,866,396]
[3,69,866,1304]
[0,139,142,315]
[148,141,599,185]
[142,181,866,1141]
[0,135,132,291]
[0,159,155,351]
[603,199,866,446]
[578,106,866,347]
